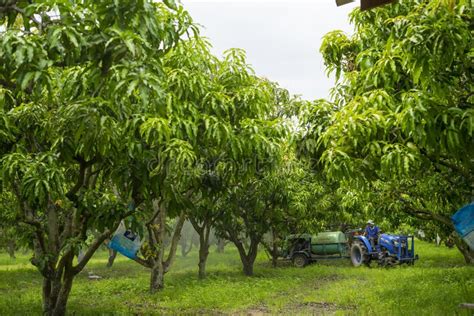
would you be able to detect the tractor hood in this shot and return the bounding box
[379,234,406,244]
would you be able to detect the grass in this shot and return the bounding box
[0,240,472,315]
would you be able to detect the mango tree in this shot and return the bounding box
[156,38,224,280]
[312,0,473,262]
[124,115,197,292]
[145,38,291,279]
[0,1,191,314]
[259,154,335,267]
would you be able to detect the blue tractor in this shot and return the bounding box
[350,233,418,267]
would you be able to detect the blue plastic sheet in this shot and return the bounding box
[452,203,474,249]
[108,222,142,259]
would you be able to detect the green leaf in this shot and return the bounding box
[163,0,178,10]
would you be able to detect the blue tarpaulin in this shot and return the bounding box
[452,203,474,250]
[108,222,142,259]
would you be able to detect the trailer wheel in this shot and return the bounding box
[292,253,308,268]
[350,241,370,267]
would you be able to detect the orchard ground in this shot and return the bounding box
[0,240,472,315]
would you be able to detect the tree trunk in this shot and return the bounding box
[149,201,166,293]
[106,249,117,268]
[148,210,186,292]
[198,228,210,279]
[190,218,211,279]
[181,239,193,257]
[271,230,278,268]
[216,238,225,253]
[150,263,165,292]
[271,251,278,268]
[42,278,54,314]
[163,212,186,272]
[198,247,209,279]
[453,233,474,264]
[234,238,259,276]
[38,222,122,316]
[146,202,186,292]
[7,239,16,259]
[261,240,278,268]
[51,272,74,316]
[41,257,75,316]
[242,259,254,276]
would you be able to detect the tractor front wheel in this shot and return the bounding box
[350,242,370,267]
[293,253,308,268]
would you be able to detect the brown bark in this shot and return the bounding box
[197,226,211,279]
[190,218,211,279]
[147,202,187,292]
[107,249,117,268]
[42,278,52,313]
[452,233,474,265]
[243,262,254,276]
[259,230,279,268]
[41,252,75,316]
[6,240,16,259]
[198,245,209,279]
[180,239,193,257]
[216,238,226,253]
[150,263,165,292]
[150,201,166,293]
[271,229,279,268]
[163,212,186,272]
[271,247,278,268]
[51,272,74,316]
[47,201,60,256]
[234,237,259,276]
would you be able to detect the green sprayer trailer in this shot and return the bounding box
[282,232,350,267]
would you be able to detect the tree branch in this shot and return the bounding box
[23,218,47,254]
[189,217,203,234]
[72,207,137,274]
[66,160,87,204]
[401,202,454,228]
[131,255,152,269]
[163,211,186,272]
[72,229,111,275]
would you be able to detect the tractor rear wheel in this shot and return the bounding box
[350,241,370,267]
[293,253,308,268]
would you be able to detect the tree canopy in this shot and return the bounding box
[307,0,473,263]
[0,1,193,314]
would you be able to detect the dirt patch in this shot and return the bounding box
[309,275,341,289]
[233,305,271,316]
[237,302,352,315]
[235,274,353,315]
[282,301,346,314]
[125,304,228,316]
[301,302,339,311]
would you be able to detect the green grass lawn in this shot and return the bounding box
[0,240,472,315]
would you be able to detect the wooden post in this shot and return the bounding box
[336,0,355,6]
[361,0,396,11]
